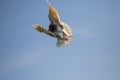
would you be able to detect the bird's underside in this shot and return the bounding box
[33,3,73,47]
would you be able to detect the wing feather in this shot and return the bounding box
[49,4,61,24]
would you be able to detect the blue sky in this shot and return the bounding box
[0,0,120,80]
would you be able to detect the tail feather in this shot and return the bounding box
[56,37,72,47]
[57,39,64,47]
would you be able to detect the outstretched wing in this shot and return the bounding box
[48,4,61,24]
[33,24,55,38]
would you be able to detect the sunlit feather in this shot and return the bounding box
[33,3,73,47]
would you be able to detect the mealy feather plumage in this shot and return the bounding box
[33,3,73,47]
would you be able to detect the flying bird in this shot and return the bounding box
[33,3,73,47]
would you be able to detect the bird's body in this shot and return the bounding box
[33,3,73,47]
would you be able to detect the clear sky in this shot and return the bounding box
[0,0,120,80]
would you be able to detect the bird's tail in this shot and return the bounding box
[56,35,72,47]
[56,39,65,47]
